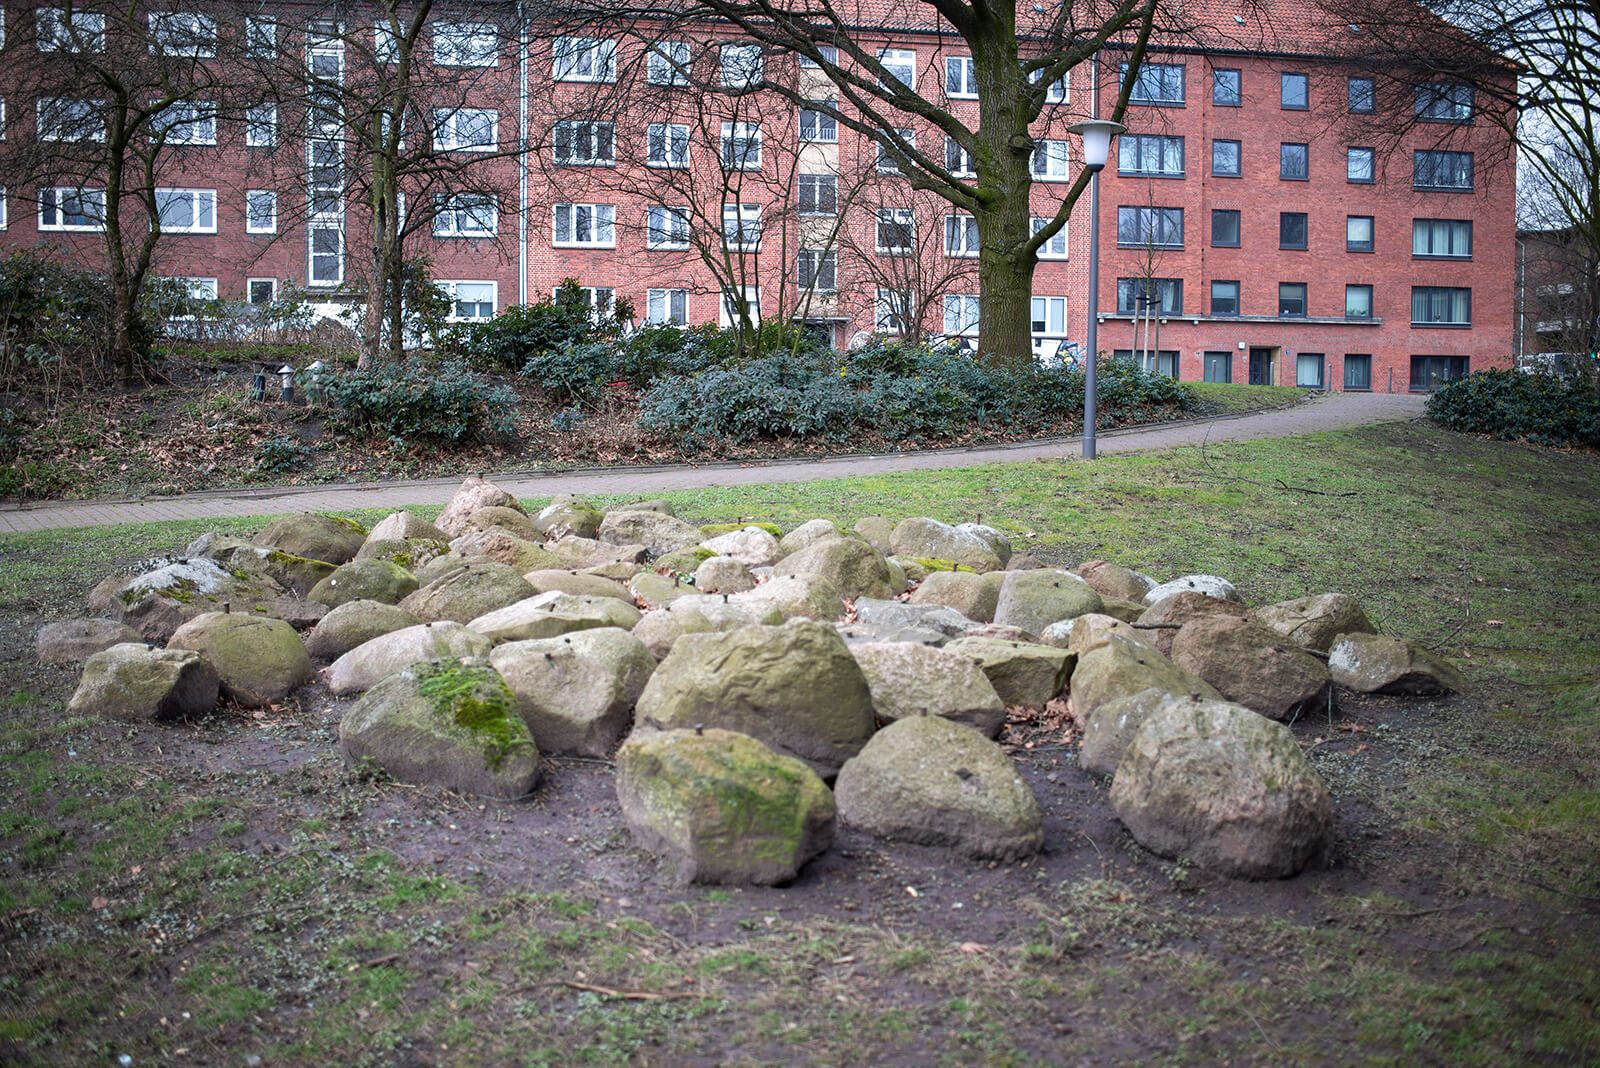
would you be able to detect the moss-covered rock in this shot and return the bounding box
[491,628,656,757]
[1327,632,1467,695]
[776,518,842,558]
[436,476,523,537]
[889,518,1005,573]
[253,513,368,565]
[630,571,698,610]
[355,537,451,570]
[942,636,1075,707]
[168,612,313,707]
[67,643,219,722]
[309,559,419,607]
[399,562,535,624]
[522,569,633,603]
[993,569,1104,638]
[98,558,292,643]
[305,600,419,661]
[909,570,998,623]
[449,528,567,573]
[849,641,1006,737]
[734,574,845,623]
[1066,632,1220,729]
[466,592,641,643]
[324,621,494,695]
[597,510,704,556]
[653,546,717,574]
[367,510,450,544]
[1256,593,1375,654]
[460,506,540,542]
[699,521,782,539]
[535,496,604,540]
[700,526,782,568]
[771,536,895,601]
[36,618,142,664]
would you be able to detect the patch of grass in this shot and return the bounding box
[1183,381,1304,415]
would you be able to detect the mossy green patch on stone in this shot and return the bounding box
[699,522,783,538]
[413,658,530,770]
[655,546,718,573]
[911,558,978,574]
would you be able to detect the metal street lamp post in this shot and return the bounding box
[1067,119,1126,459]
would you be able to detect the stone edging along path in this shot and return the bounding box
[0,391,1428,534]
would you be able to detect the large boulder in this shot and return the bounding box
[632,620,875,777]
[398,562,535,624]
[93,558,292,643]
[736,574,845,622]
[770,536,895,601]
[1067,632,1220,728]
[308,559,419,607]
[491,628,655,757]
[701,526,781,568]
[449,528,566,573]
[661,594,784,632]
[850,641,1006,737]
[167,612,312,707]
[1256,594,1376,654]
[1137,592,1255,656]
[1041,613,1156,655]
[339,657,538,799]
[993,570,1105,638]
[908,570,998,623]
[1078,687,1173,777]
[186,534,336,598]
[305,600,419,661]
[694,556,755,594]
[354,537,451,571]
[324,622,494,695]
[854,598,975,639]
[1110,697,1333,878]
[1328,633,1467,695]
[597,510,704,556]
[943,636,1073,707]
[776,518,842,558]
[1144,574,1242,606]
[522,569,634,603]
[466,592,641,643]
[616,728,835,885]
[834,717,1042,861]
[852,516,895,554]
[36,618,142,664]
[889,517,1005,573]
[1170,616,1334,722]
[544,535,649,569]
[460,506,541,543]
[533,496,603,540]
[367,510,450,544]
[252,513,367,565]
[629,572,698,610]
[67,644,218,722]
[1074,560,1158,603]
[436,476,522,537]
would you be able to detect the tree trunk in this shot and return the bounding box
[111,276,138,386]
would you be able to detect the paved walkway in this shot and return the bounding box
[0,391,1427,533]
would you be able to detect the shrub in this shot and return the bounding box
[1427,368,1600,449]
[455,279,631,371]
[324,357,516,446]
[255,436,314,474]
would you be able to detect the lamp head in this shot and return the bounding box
[1067,119,1127,172]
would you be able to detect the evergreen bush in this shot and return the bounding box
[1427,368,1600,449]
[324,357,517,446]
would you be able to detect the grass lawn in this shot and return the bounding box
[0,420,1596,1065]
[1182,381,1305,415]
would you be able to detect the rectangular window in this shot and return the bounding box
[0,187,7,231]
[1296,353,1325,387]
[1031,295,1067,335]
[148,12,215,56]
[434,108,497,152]
[647,288,689,325]
[1203,351,1233,383]
[1117,206,1184,248]
[1346,215,1374,252]
[553,203,615,247]
[1278,282,1308,316]
[553,37,614,80]
[245,103,277,147]
[1344,353,1372,390]
[647,41,688,86]
[1212,209,1240,247]
[1414,150,1473,190]
[568,287,614,321]
[946,56,977,98]
[798,173,837,215]
[1347,146,1374,183]
[1118,134,1184,177]
[1348,77,1374,113]
[944,214,979,257]
[247,278,277,305]
[1032,217,1067,258]
[1280,142,1309,180]
[875,288,912,333]
[245,189,276,233]
[799,106,837,143]
[436,22,498,67]
[38,187,105,230]
[646,204,690,249]
[876,129,915,173]
[797,249,836,292]
[1030,66,1069,102]
[374,19,400,62]
[1281,72,1308,109]
[37,8,104,52]
[155,188,216,233]
[722,287,761,326]
[1212,68,1241,106]
[1123,62,1184,105]
[1280,212,1308,250]
[434,194,497,237]
[876,209,915,254]
[1212,139,1241,177]
[720,121,761,169]
[308,224,344,286]
[799,45,837,68]
[439,281,496,322]
[722,203,762,251]
[878,49,915,90]
[245,16,276,57]
[1411,286,1471,326]
[1415,83,1473,122]
[944,294,980,336]
[721,44,763,88]
[1030,140,1071,181]
[553,120,614,166]
[1117,277,1182,314]
[1211,280,1240,315]
[37,98,102,142]
[1345,284,1373,318]
[1410,355,1468,391]
[945,137,975,177]
[152,100,216,145]
[646,122,690,168]
[1412,218,1472,258]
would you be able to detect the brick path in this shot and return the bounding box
[0,391,1427,534]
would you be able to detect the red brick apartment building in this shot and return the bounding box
[0,0,1514,392]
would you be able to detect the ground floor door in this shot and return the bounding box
[1249,347,1274,385]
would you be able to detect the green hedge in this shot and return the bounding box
[1426,368,1600,449]
[324,357,516,446]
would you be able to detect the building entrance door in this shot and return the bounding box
[1249,347,1274,385]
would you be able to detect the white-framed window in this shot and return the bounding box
[878,48,915,90]
[245,190,276,233]
[245,103,276,147]
[798,173,837,215]
[875,288,914,333]
[435,22,497,67]
[647,288,689,325]
[0,187,7,230]
[37,8,104,52]
[553,203,615,247]
[37,98,102,142]
[720,121,761,169]
[720,286,761,326]
[154,188,216,233]
[1032,216,1068,258]
[797,249,836,292]
[433,193,497,237]
[374,19,400,62]
[646,122,689,167]
[244,16,275,57]
[944,293,979,335]
[876,128,916,173]
[552,36,615,81]
[247,277,277,305]
[722,203,762,251]
[553,120,614,165]
[944,214,979,257]
[1030,66,1069,102]
[799,45,837,68]
[39,187,105,231]
[646,204,690,249]
[1030,139,1070,180]
[647,40,689,85]
[1032,295,1067,335]
[168,276,218,301]
[944,136,975,177]
[439,280,497,322]
[0,98,6,140]
[152,100,217,145]
[946,56,977,98]
[308,223,344,286]
[575,285,615,319]
[876,209,914,255]
[307,139,343,217]
[721,43,763,87]
[433,107,496,152]
[799,105,837,143]
[148,12,215,56]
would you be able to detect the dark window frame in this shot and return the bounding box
[1116,277,1184,314]
[1345,284,1374,318]
[1117,133,1186,177]
[1116,205,1185,249]
[1278,282,1308,317]
[1281,71,1309,110]
[1411,286,1472,327]
[1212,68,1241,106]
[1280,211,1308,250]
[1348,77,1375,113]
[1210,279,1240,315]
[1212,138,1242,177]
[1212,208,1241,247]
[1122,61,1186,106]
[1344,353,1373,391]
[1412,218,1473,259]
[1347,146,1375,184]
[1414,150,1474,191]
[1346,214,1374,252]
[1280,142,1309,180]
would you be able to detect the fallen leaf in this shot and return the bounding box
[958,942,987,954]
[1485,620,1503,627]
[92,897,109,910]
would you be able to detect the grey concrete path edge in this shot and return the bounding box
[0,392,1427,534]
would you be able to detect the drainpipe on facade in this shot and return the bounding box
[517,0,529,307]
[1514,237,1525,364]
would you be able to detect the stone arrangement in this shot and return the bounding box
[45,476,1469,885]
